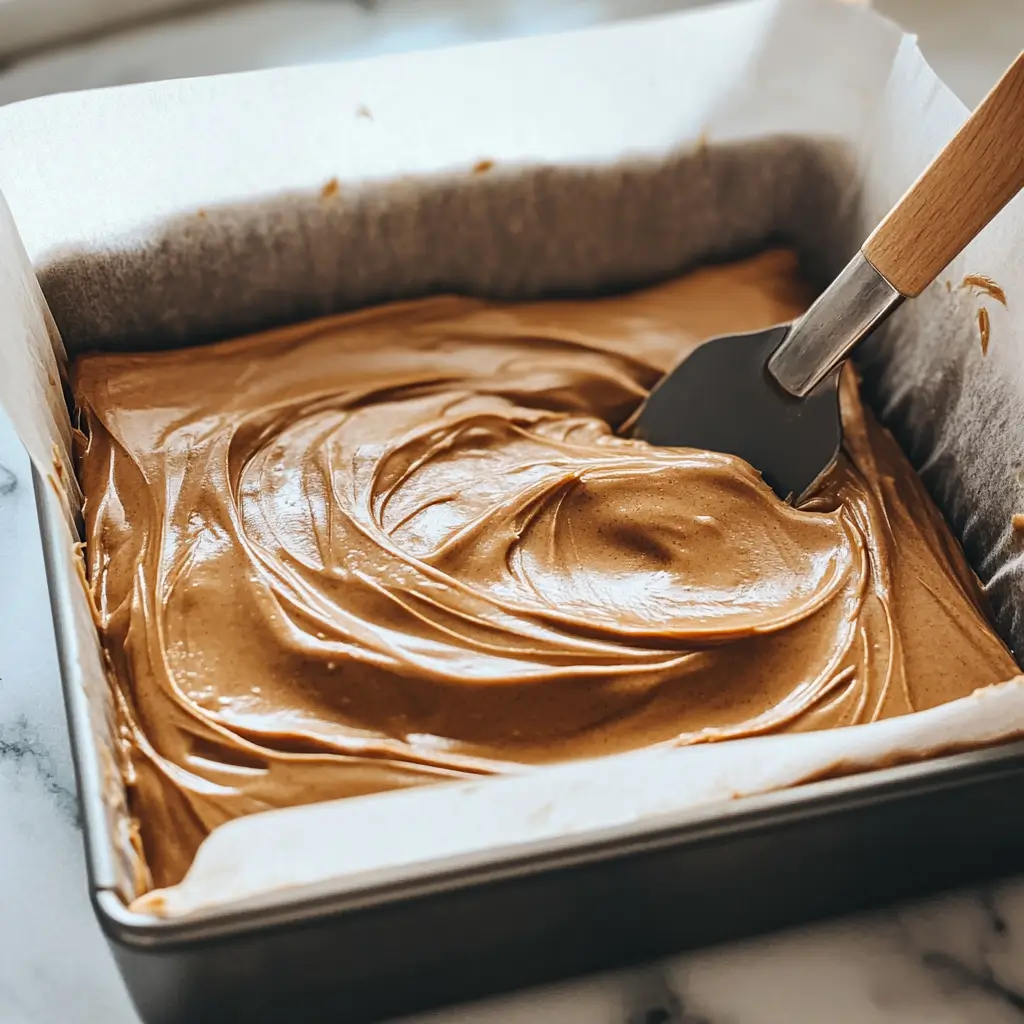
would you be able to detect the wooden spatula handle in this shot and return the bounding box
[863,50,1024,297]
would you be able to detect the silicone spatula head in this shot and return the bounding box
[631,49,1024,499]
[630,325,841,502]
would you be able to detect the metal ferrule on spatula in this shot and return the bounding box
[768,254,903,398]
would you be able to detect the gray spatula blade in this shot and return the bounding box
[629,325,841,502]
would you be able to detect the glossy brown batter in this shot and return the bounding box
[73,250,1017,889]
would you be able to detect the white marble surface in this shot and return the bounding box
[3,1,1024,1022]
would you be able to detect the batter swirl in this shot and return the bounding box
[74,251,1017,888]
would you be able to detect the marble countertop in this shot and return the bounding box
[3,2,1024,1022]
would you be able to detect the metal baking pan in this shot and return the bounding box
[37,462,1024,1022]
[10,2,1024,1020]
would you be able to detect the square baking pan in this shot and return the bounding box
[7,1,1024,1021]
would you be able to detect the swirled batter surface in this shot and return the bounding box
[74,251,1017,888]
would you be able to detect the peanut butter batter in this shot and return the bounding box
[73,251,1017,889]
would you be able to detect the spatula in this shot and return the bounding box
[631,49,1024,502]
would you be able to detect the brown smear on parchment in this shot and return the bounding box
[72,541,103,627]
[49,443,65,492]
[959,275,1005,355]
[962,274,1008,306]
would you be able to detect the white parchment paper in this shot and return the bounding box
[1,0,1023,917]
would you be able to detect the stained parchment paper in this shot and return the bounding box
[1,0,1023,916]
